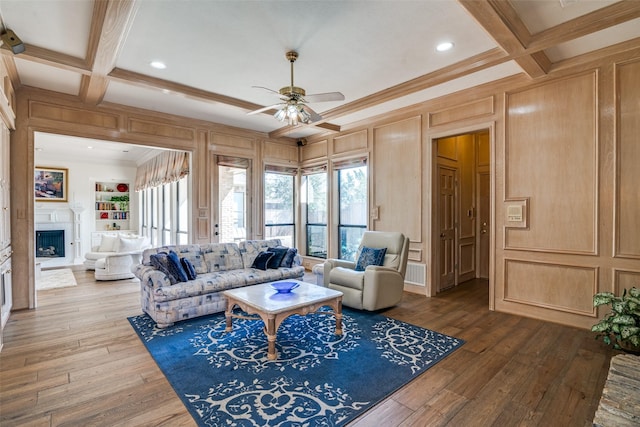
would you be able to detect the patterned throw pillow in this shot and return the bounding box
[251,251,274,271]
[355,247,387,272]
[167,250,189,283]
[280,247,298,268]
[266,247,288,269]
[149,253,178,285]
[180,257,197,280]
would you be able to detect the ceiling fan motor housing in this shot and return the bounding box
[279,86,306,99]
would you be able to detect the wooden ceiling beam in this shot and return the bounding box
[527,1,640,52]
[80,0,139,105]
[458,0,549,78]
[0,44,89,74]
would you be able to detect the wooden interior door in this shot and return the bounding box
[478,171,490,279]
[438,165,457,292]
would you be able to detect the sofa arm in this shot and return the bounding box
[132,264,172,288]
[102,252,137,269]
[323,259,356,287]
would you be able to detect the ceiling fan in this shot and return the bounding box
[247,51,345,126]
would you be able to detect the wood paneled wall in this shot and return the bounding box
[302,51,640,328]
[10,88,296,310]
[9,49,640,329]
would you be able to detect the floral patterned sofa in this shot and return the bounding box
[133,239,304,328]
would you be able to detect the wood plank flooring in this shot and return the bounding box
[0,271,614,426]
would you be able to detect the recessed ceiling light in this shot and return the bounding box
[87,146,93,149]
[436,42,454,52]
[150,61,167,70]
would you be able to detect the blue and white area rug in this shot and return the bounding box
[128,308,464,427]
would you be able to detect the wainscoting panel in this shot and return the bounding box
[429,96,494,127]
[616,59,640,259]
[504,73,598,255]
[128,118,194,141]
[504,259,597,316]
[262,140,298,163]
[614,269,640,294]
[332,130,367,155]
[29,100,119,130]
[210,133,255,152]
[300,139,327,161]
[373,117,421,242]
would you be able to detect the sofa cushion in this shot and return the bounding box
[280,247,297,268]
[118,236,147,252]
[266,247,288,269]
[251,251,273,270]
[181,258,197,280]
[149,253,178,285]
[167,250,189,283]
[330,267,365,290]
[355,246,387,271]
[99,234,119,252]
[201,243,244,272]
[239,239,282,268]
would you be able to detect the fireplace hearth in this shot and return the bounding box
[36,230,65,258]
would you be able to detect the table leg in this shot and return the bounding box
[335,298,343,335]
[266,315,277,360]
[225,300,233,332]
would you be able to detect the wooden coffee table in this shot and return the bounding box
[223,280,343,360]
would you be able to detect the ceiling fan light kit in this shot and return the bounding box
[248,50,344,126]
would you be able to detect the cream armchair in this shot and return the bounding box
[322,231,409,310]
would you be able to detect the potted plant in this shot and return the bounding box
[591,287,640,351]
[110,194,129,211]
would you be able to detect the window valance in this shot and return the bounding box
[265,164,298,176]
[301,164,328,175]
[135,151,189,191]
[332,156,367,171]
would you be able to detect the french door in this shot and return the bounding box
[214,155,250,243]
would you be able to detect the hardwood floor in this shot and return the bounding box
[0,271,613,426]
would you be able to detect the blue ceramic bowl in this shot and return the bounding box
[270,281,300,293]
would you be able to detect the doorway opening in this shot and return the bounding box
[433,129,491,294]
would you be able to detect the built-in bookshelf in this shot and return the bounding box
[95,182,130,231]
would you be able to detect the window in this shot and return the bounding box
[301,165,327,258]
[336,159,367,261]
[139,175,190,245]
[264,165,296,247]
[176,176,189,244]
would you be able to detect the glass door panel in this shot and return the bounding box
[218,165,247,243]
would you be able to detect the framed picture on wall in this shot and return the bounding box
[34,166,68,202]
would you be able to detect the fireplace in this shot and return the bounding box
[36,230,65,258]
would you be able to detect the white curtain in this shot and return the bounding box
[134,151,189,191]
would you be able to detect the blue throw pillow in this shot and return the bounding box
[251,251,273,271]
[355,246,387,272]
[167,250,189,283]
[149,253,178,285]
[180,257,197,280]
[280,247,298,268]
[266,247,288,269]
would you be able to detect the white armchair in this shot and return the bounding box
[322,231,409,310]
[84,233,150,281]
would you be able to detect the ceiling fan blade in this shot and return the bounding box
[252,86,281,96]
[247,103,283,115]
[304,91,345,103]
[301,104,323,122]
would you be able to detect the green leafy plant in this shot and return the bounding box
[591,287,640,350]
[110,195,129,202]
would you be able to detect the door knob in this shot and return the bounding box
[440,233,446,238]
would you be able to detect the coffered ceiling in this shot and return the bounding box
[2,0,639,149]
